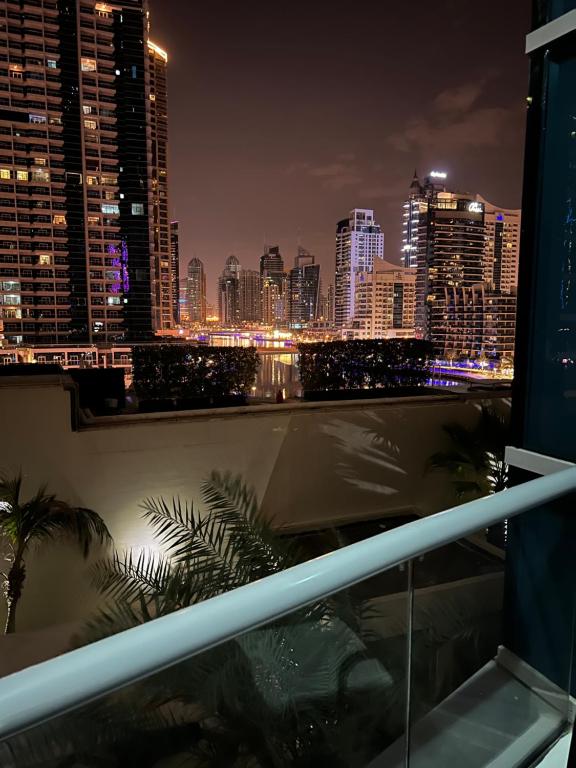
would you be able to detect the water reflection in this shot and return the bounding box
[255,353,301,400]
[195,334,464,400]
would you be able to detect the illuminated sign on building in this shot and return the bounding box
[468,201,483,213]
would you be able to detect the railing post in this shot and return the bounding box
[404,558,414,768]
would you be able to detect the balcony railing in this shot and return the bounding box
[0,466,575,766]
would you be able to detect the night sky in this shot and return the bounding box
[150,0,531,305]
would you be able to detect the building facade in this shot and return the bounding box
[287,248,320,327]
[147,39,172,332]
[239,269,262,323]
[431,284,517,360]
[344,261,416,339]
[170,221,180,325]
[0,0,168,346]
[335,208,384,327]
[481,197,521,293]
[404,173,518,358]
[186,256,206,325]
[217,254,240,326]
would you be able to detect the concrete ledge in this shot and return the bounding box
[79,389,511,431]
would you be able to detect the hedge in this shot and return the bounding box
[298,339,433,391]
[132,345,260,400]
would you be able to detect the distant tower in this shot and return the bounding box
[260,245,287,326]
[218,255,241,326]
[148,39,173,332]
[170,221,180,324]
[186,257,206,324]
[288,248,320,327]
[259,245,285,288]
[239,270,262,323]
[335,209,384,327]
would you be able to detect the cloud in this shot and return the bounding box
[388,81,520,155]
[433,82,484,114]
[287,154,364,190]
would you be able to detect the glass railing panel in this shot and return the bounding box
[407,526,569,767]
[0,566,410,768]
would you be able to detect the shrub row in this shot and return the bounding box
[298,339,433,391]
[132,345,260,400]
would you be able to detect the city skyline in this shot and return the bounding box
[150,0,530,304]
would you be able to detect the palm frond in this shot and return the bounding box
[91,549,173,604]
[0,471,22,509]
[27,502,112,557]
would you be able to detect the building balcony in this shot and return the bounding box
[0,377,572,766]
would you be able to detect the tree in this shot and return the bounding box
[427,406,510,500]
[73,472,396,767]
[0,473,112,634]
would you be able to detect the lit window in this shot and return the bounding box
[149,94,156,102]
[34,157,47,166]
[83,105,93,115]
[81,58,97,72]
[53,215,66,225]
[31,169,49,182]
[101,204,119,215]
[87,175,99,186]
[47,59,57,69]
[16,170,28,181]
[131,203,144,216]
[101,175,116,186]
[38,254,52,265]
[84,119,97,130]
[0,169,10,180]
[88,216,99,225]
[29,114,46,124]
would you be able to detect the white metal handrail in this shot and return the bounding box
[1,467,576,741]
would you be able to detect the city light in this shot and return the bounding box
[430,171,447,179]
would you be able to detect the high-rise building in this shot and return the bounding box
[335,209,384,327]
[261,277,283,326]
[0,1,168,346]
[259,245,285,289]
[480,198,521,293]
[431,284,517,360]
[403,173,519,358]
[147,40,172,332]
[170,221,180,325]
[259,245,286,326]
[178,285,189,325]
[218,255,240,326]
[345,261,416,339]
[404,173,485,337]
[288,248,320,327]
[239,269,262,323]
[186,257,206,325]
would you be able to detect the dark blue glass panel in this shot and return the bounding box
[522,50,576,459]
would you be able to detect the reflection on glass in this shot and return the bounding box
[0,569,410,767]
[524,49,576,458]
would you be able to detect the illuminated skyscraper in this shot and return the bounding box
[147,40,172,331]
[218,255,240,326]
[403,172,519,358]
[288,248,320,327]
[335,209,384,327]
[170,221,180,325]
[0,1,168,345]
[239,269,262,323]
[481,198,521,293]
[186,257,206,325]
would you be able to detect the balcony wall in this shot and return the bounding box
[0,375,508,635]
